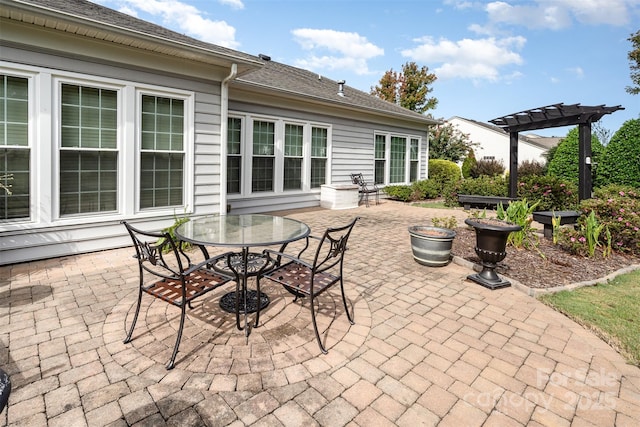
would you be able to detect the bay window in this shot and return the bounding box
[284,124,303,190]
[375,132,421,185]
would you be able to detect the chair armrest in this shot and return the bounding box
[183,251,235,278]
[262,248,314,270]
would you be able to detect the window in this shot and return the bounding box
[139,95,184,209]
[284,124,303,190]
[0,75,30,220]
[252,120,275,192]
[375,133,421,185]
[410,138,419,181]
[59,84,118,216]
[389,136,406,183]
[374,134,386,185]
[310,127,327,188]
[227,117,242,194]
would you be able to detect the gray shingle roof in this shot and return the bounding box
[4,0,437,125]
[236,59,438,124]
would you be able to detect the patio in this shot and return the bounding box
[1,202,639,426]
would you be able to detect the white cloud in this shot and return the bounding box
[483,0,636,30]
[104,0,240,48]
[401,36,525,81]
[567,66,585,79]
[291,29,384,75]
[218,0,244,10]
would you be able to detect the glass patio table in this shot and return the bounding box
[175,214,310,335]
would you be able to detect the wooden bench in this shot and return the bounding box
[532,210,581,239]
[457,194,516,210]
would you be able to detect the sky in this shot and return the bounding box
[93,0,640,137]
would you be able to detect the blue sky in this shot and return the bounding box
[95,0,639,137]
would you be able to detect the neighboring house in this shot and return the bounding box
[447,116,556,166]
[0,0,437,264]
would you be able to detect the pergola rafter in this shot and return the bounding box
[489,103,624,200]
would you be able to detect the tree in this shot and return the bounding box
[596,118,640,188]
[371,61,437,113]
[428,122,477,163]
[627,30,640,95]
[547,127,605,185]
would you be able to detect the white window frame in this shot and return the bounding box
[374,131,422,185]
[0,67,37,224]
[228,112,331,198]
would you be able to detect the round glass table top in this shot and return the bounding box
[175,214,310,247]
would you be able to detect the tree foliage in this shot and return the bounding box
[547,127,604,185]
[597,118,640,188]
[627,30,640,95]
[371,61,437,113]
[428,122,477,162]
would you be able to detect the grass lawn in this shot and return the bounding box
[412,200,451,209]
[538,269,640,367]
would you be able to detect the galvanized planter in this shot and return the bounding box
[408,226,456,267]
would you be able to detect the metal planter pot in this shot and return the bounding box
[408,226,456,267]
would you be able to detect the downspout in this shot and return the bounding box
[219,63,237,215]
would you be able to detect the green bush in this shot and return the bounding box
[411,179,440,199]
[382,184,413,202]
[443,175,508,207]
[547,127,605,185]
[596,118,640,188]
[470,158,505,177]
[461,149,477,179]
[517,175,578,211]
[428,159,461,195]
[517,160,546,178]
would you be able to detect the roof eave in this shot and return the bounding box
[1,0,263,70]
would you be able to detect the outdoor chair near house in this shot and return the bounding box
[350,173,379,207]
[259,217,359,354]
[121,221,235,369]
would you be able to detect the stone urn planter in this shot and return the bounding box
[464,218,522,289]
[408,226,456,267]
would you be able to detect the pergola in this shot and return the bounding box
[490,103,624,200]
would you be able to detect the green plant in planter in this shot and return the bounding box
[431,216,458,230]
[496,198,540,249]
[160,211,191,253]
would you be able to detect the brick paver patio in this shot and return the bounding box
[1,202,639,426]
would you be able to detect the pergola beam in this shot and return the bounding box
[489,103,624,201]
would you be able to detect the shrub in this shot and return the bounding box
[428,159,461,195]
[547,127,605,185]
[382,185,413,202]
[596,118,640,188]
[470,158,505,177]
[443,175,508,207]
[411,179,440,199]
[578,185,640,255]
[432,216,458,229]
[517,175,578,211]
[461,149,477,179]
[517,160,546,178]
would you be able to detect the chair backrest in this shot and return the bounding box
[350,173,364,186]
[122,221,190,280]
[311,217,359,275]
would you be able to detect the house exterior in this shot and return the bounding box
[447,116,556,166]
[0,0,437,265]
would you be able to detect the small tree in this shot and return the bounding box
[461,149,477,178]
[371,61,438,114]
[428,122,477,162]
[626,30,640,95]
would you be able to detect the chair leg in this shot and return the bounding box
[339,277,355,325]
[167,304,187,370]
[310,295,328,354]
[124,290,143,344]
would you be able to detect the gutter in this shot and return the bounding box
[219,63,237,215]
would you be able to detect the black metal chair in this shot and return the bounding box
[122,221,235,369]
[0,367,10,414]
[259,217,359,353]
[350,173,379,207]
